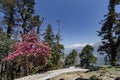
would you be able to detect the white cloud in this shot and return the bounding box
[65,43,93,49]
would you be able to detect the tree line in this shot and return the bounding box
[64,45,97,69]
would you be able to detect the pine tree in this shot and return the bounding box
[0,0,15,37]
[79,45,97,68]
[43,24,55,70]
[53,20,64,68]
[65,50,78,67]
[98,0,120,66]
[0,0,42,35]
[15,0,41,34]
[43,24,55,48]
[43,23,64,70]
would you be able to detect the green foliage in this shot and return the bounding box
[43,24,64,70]
[98,0,120,66]
[43,24,55,47]
[79,44,97,68]
[65,50,78,67]
[0,0,42,79]
[0,0,42,35]
[0,28,13,61]
[52,43,64,69]
[15,0,41,34]
[0,0,15,37]
[0,28,15,80]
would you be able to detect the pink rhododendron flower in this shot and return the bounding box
[3,31,50,65]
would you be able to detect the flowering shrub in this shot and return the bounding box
[3,31,50,65]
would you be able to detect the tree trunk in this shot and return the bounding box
[0,63,4,80]
[37,17,44,34]
[9,64,14,80]
[7,8,14,38]
[7,26,12,38]
[110,49,117,66]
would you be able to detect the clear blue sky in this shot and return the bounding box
[34,0,109,46]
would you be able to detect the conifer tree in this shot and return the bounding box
[0,0,42,35]
[43,24,56,70]
[0,0,15,37]
[43,23,64,70]
[53,20,64,68]
[43,24,55,48]
[98,0,120,66]
[65,50,78,67]
[79,45,97,68]
[15,0,41,34]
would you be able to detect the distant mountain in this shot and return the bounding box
[64,42,105,66]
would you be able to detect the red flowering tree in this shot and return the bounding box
[3,30,51,75]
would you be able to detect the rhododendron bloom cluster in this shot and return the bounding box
[3,31,51,65]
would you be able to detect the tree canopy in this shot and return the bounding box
[98,0,120,66]
[65,49,78,67]
[79,44,97,68]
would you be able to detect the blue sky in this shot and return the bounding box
[34,0,109,46]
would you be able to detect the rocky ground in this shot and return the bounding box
[15,66,120,80]
[51,66,120,80]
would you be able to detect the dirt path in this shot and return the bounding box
[15,68,88,80]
